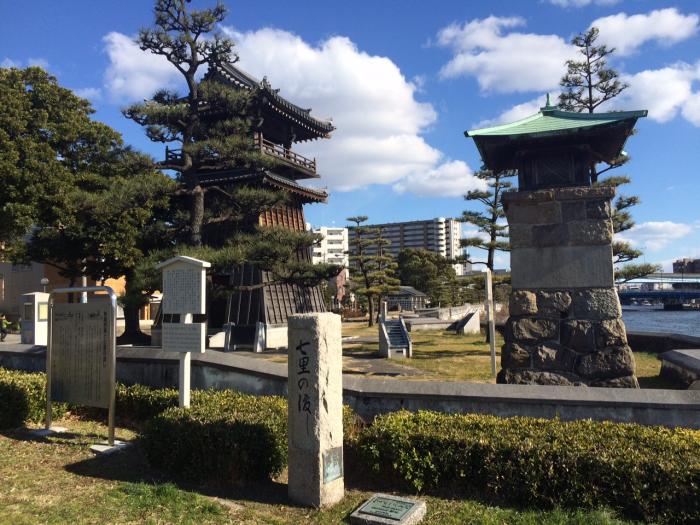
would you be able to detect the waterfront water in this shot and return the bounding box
[622,306,700,337]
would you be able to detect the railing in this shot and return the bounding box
[254,133,316,175]
[164,135,317,176]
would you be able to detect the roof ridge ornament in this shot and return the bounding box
[541,93,555,113]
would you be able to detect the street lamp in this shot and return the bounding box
[40,277,49,293]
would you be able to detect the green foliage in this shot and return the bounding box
[0,368,67,428]
[358,411,700,524]
[559,27,628,114]
[142,390,288,482]
[397,248,465,306]
[347,216,400,325]
[460,170,515,271]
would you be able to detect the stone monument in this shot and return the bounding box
[287,312,344,507]
[466,99,647,387]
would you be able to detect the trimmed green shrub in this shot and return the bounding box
[115,383,179,422]
[143,390,288,483]
[358,411,700,524]
[0,367,67,428]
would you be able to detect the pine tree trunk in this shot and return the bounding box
[191,185,205,247]
[118,304,149,345]
[116,273,150,345]
[368,296,375,327]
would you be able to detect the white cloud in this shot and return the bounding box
[616,221,694,251]
[103,31,181,100]
[474,93,558,128]
[436,16,575,93]
[75,87,102,101]
[591,8,699,56]
[392,160,485,197]
[621,61,700,124]
[1,57,49,69]
[101,27,481,196]
[225,27,481,195]
[549,0,619,6]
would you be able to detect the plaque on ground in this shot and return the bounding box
[350,494,426,525]
[50,301,112,408]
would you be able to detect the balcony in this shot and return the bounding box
[163,133,318,179]
[254,133,317,178]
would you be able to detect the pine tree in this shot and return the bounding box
[126,0,340,298]
[559,26,659,281]
[460,170,515,271]
[0,67,175,341]
[559,27,628,115]
[347,216,400,327]
[124,0,274,247]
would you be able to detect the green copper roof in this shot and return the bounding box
[466,106,648,138]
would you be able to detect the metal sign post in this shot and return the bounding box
[43,286,120,452]
[485,269,497,378]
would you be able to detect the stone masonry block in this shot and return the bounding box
[567,220,613,245]
[589,375,639,388]
[575,345,635,380]
[532,224,566,247]
[531,343,576,372]
[497,368,582,386]
[507,317,558,343]
[509,290,537,316]
[572,289,621,320]
[537,291,572,317]
[595,318,627,348]
[508,224,533,249]
[586,200,612,219]
[501,342,531,369]
[554,186,615,201]
[561,201,587,222]
[561,320,596,352]
[507,201,561,224]
[511,245,614,289]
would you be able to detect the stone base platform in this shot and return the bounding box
[659,349,700,388]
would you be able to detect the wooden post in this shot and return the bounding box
[179,352,191,408]
[485,268,497,377]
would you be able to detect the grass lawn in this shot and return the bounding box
[341,321,674,387]
[0,418,636,525]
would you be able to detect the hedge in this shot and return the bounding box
[142,390,288,482]
[357,411,700,524]
[0,368,67,429]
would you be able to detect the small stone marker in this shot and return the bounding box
[350,494,426,525]
[287,312,344,508]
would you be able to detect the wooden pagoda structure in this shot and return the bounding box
[188,62,335,347]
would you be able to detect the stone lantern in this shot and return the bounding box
[466,98,647,387]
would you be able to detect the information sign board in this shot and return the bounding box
[162,264,205,314]
[162,322,206,353]
[50,301,112,408]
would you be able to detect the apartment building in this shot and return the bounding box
[348,217,470,275]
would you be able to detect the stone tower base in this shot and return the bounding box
[500,186,638,388]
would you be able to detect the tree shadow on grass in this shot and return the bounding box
[63,440,291,506]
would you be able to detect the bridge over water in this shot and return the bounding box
[618,273,700,309]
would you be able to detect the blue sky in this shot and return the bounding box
[2,0,700,270]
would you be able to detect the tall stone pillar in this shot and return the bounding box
[500,186,638,387]
[287,313,344,507]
